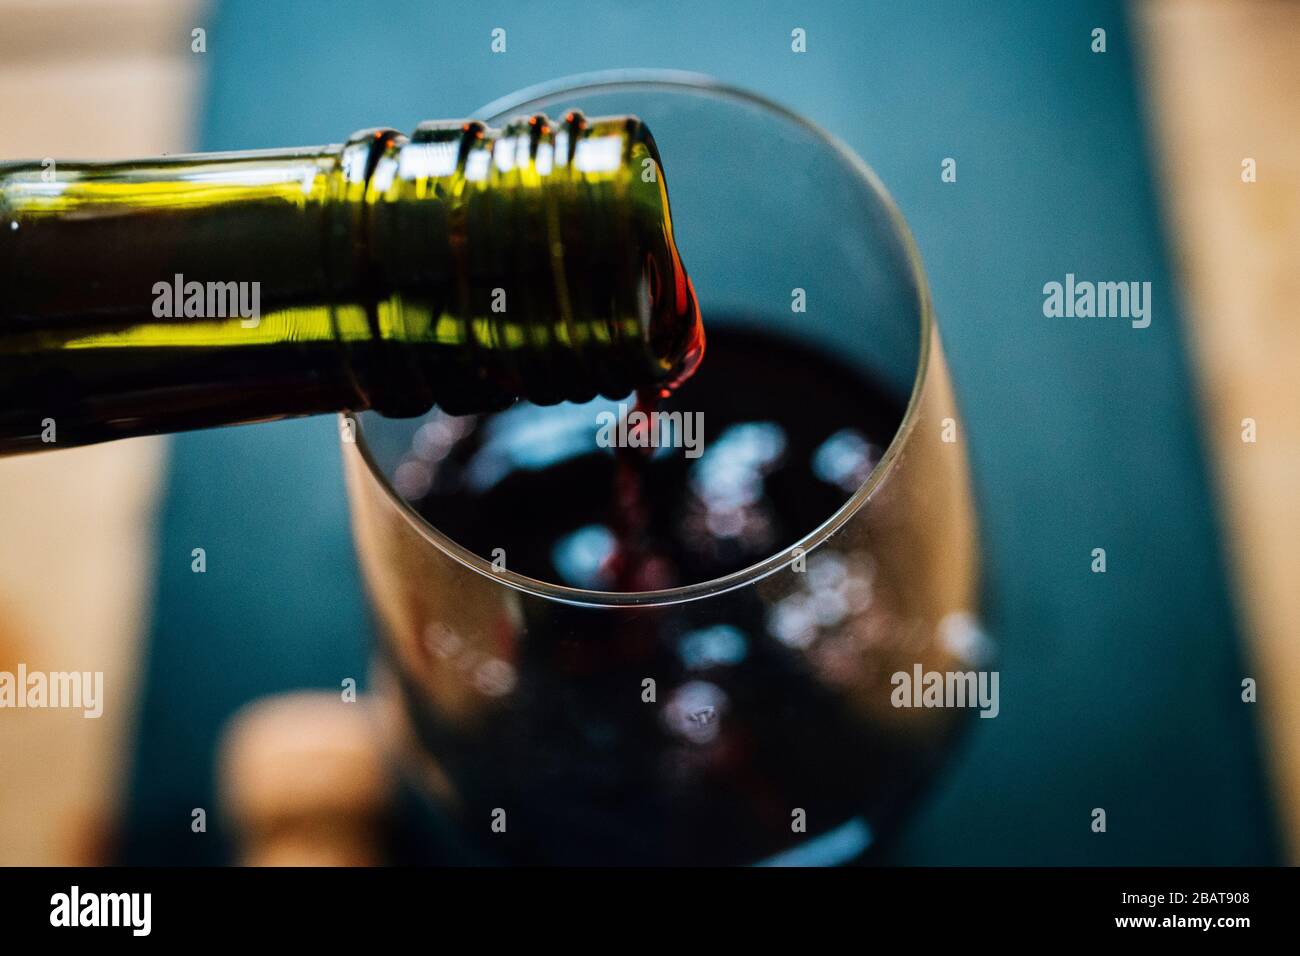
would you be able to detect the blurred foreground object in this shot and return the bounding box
[1137,0,1300,858]
[0,0,201,865]
[219,692,390,866]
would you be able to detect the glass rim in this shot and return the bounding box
[347,68,935,609]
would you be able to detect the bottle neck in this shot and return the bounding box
[0,140,368,450]
[0,113,702,452]
[335,114,704,416]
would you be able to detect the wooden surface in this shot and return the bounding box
[1136,0,1300,859]
[0,0,201,865]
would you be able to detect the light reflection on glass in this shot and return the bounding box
[754,816,874,867]
[689,421,785,509]
[767,550,877,650]
[552,523,617,590]
[678,624,748,669]
[573,134,624,174]
[663,680,728,744]
[939,610,995,669]
[812,428,881,493]
[464,397,617,491]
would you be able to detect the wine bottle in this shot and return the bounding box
[0,112,704,454]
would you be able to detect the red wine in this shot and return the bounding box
[376,324,949,866]
[403,325,902,592]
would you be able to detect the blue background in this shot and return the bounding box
[122,0,1280,864]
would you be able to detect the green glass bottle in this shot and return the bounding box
[0,111,704,453]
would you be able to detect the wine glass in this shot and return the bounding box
[342,71,982,865]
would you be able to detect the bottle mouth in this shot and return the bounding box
[630,118,706,397]
[648,268,705,397]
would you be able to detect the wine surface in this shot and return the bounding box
[400,324,905,591]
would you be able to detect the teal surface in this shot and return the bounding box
[123,0,1280,864]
